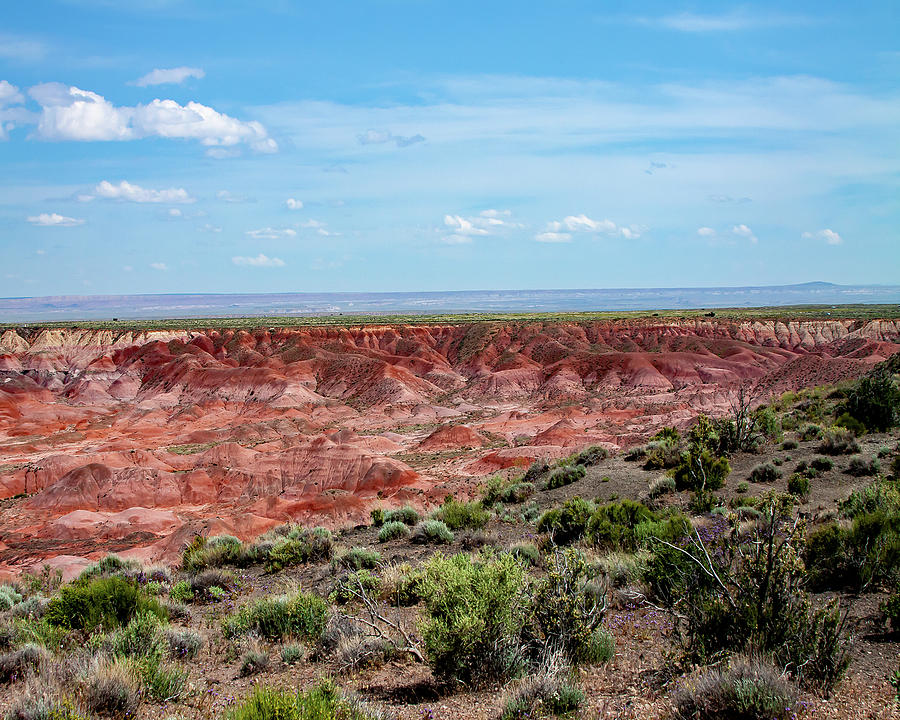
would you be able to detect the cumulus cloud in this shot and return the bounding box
[732,223,758,243]
[697,227,717,237]
[285,198,303,210]
[803,229,843,245]
[357,128,425,148]
[299,219,337,236]
[0,81,24,106]
[539,214,637,241]
[232,253,285,267]
[89,180,195,203]
[245,227,297,239]
[440,209,518,244]
[150,262,168,270]
[444,214,490,237]
[27,212,85,227]
[134,67,205,87]
[26,82,276,152]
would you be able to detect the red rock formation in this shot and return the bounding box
[0,318,896,576]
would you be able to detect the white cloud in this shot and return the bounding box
[93,180,195,203]
[548,214,618,233]
[535,232,572,243]
[732,224,758,243]
[206,147,241,159]
[216,190,251,203]
[357,128,425,148]
[299,219,337,236]
[27,212,85,227]
[150,262,168,270]
[697,227,717,237]
[245,227,297,239]
[0,81,24,106]
[619,226,641,240]
[168,208,183,217]
[200,223,222,233]
[232,253,286,267]
[802,229,843,245]
[134,66,205,87]
[36,249,46,255]
[0,33,46,62]
[480,209,511,219]
[26,82,276,151]
[444,214,489,236]
[637,10,812,33]
[285,198,303,210]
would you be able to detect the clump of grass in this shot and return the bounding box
[820,428,860,455]
[165,627,202,660]
[377,521,409,543]
[382,505,420,526]
[281,644,304,664]
[846,456,880,477]
[544,464,586,490]
[335,547,381,571]
[748,463,780,483]
[0,643,46,683]
[510,543,541,567]
[432,497,490,530]
[648,476,676,499]
[222,590,329,642]
[410,520,454,545]
[239,648,270,677]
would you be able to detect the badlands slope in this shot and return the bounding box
[0,318,897,578]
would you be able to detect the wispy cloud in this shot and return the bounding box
[150,261,168,270]
[633,10,813,33]
[0,33,46,62]
[538,214,640,242]
[803,228,843,245]
[357,129,425,148]
[27,212,85,227]
[133,66,205,87]
[440,209,518,244]
[232,253,285,267]
[245,227,296,239]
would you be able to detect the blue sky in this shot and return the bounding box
[1,0,898,296]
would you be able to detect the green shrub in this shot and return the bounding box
[264,530,334,573]
[672,451,730,492]
[78,554,142,582]
[501,481,535,504]
[781,439,798,450]
[330,570,381,605]
[510,543,540,567]
[82,658,141,717]
[799,423,823,441]
[0,585,22,612]
[531,549,610,666]
[335,547,381,571]
[583,628,615,664]
[819,429,860,455]
[841,367,900,433]
[568,445,608,466]
[748,463,780,484]
[835,412,866,436]
[377,521,409,543]
[410,520,453,545]
[222,590,329,642]
[736,481,749,494]
[537,497,593,545]
[169,580,193,603]
[165,627,201,660]
[643,439,682,470]
[501,673,585,720]
[881,593,900,634]
[648,476,676,499]
[46,577,165,631]
[137,657,188,702]
[787,473,809,498]
[181,535,249,572]
[383,505,420,526]
[846,456,880,477]
[369,508,384,527]
[380,564,428,606]
[228,680,381,720]
[281,643,304,664]
[671,656,799,720]
[544,464,585,490]
[421,551,529,686]
[240,649,270,677]
[810,456,834,472]
[588,499,655,551]
[111,609,167,661]
[433,498,490,530]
